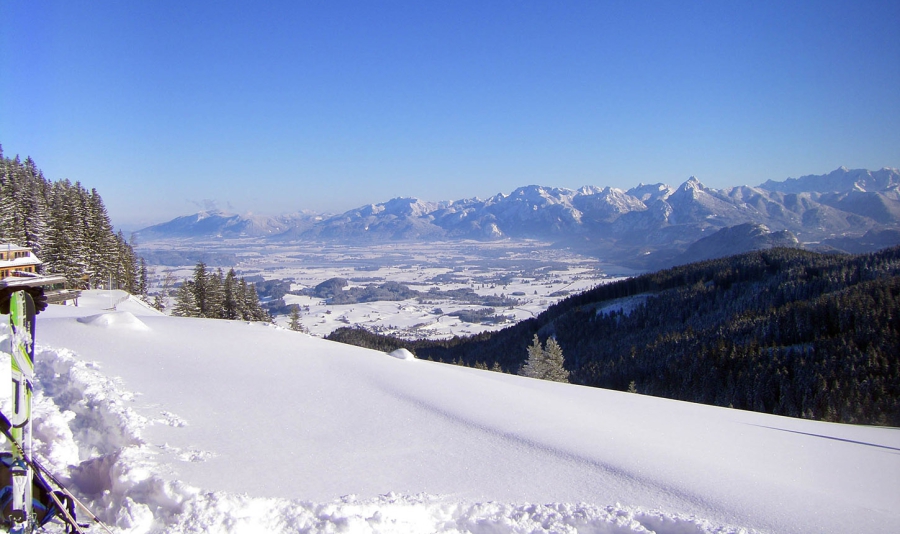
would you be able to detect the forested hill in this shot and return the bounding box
[329,246,900,426]
[0,146,143,291]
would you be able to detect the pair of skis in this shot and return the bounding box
[0,278,111,533]
[3,282,39,533]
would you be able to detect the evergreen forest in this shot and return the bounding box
[171,262,269,322]
[0,146,143,292]
[328,247,900,426]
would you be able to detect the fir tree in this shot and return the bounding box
[205,269,226,319]
[138,258,150,300]
[288,305,304,332]
[192,262,210,316]
[85,188,117,287]
[223,268,239,319]
[172,282,200,317]
[243,280,269,322]
[519,334,569,383]
[520,334,546,379]
[542,338,570,383]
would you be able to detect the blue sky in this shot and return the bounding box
[2,1,899,229]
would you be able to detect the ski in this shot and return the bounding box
[1,272,70,533]
[6,289,36,534]
[3,428,111,534]
[0,413,89,534]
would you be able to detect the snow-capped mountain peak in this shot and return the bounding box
[136,167,900,269]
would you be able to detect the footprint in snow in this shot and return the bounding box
[156,411,188,427]
[160,443,216,463]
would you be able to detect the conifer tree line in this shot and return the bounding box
[172,262,269,322]
[0,146,144,292]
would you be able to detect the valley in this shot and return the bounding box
[137,238,622,339]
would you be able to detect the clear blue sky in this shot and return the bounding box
[2,1,898,229]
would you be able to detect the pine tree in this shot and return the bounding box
[244,281,269,322]
[138,258,150,300]
[519,334,569,383]
[288,305,304,332]
[85,188,117,287]
[223,268,239,319]
[113,230,138,291]
[43,180,88,286]
[205,269,225,319]
[192,262,210,316]
[172,282,200,317]
[20,158,49,256]
[542,337,570,383]
[520,334,546,379]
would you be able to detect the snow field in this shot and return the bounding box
[141,240,613,339]
[0,291,896,532]
[9,337,751,534]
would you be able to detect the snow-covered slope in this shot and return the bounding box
[4,292,897,533]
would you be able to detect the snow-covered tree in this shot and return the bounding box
[192,262,210,316]
[240,280,269,322]
[223,269,239,319]
[0,149,142,289]
[205,269,225,319]
[541,337,570,383]
[520,334,545,378]
[176,263,268,322]
[519,334,569,383]
[172,282,200,317]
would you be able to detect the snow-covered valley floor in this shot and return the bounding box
[2,291,898,533]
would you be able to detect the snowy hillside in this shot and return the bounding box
[2,291,897,533]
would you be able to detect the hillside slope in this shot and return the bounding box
[0,292,892,532]
[332,246,900,425]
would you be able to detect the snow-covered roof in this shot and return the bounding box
[0,256,41,268]
[0,243,42,267]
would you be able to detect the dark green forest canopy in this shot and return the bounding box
[329,247,900,426]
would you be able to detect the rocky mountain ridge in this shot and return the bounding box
[136,167,900,269]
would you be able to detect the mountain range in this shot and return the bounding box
[136,167,900,269]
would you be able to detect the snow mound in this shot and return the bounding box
[77,311,150,331]
[388,348,416,360]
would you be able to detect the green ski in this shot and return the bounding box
[6,289,36,534]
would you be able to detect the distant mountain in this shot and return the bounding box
[136,210,324,239]
[137,167,900,269]
[673,223,800,266]
[759,166,900,194]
